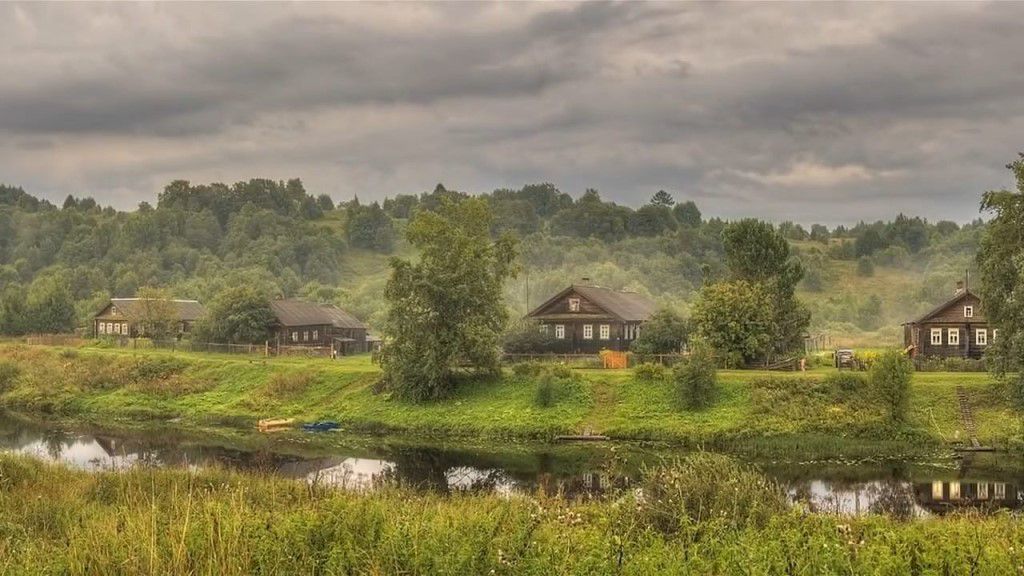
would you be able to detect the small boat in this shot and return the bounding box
[257,418,295,432]
[302,420,341,432]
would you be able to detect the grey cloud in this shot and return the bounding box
[1,2,1022,224]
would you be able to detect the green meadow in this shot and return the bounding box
[0,343,1017,448]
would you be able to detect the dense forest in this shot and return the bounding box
[0,180,983,346]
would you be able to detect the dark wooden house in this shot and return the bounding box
[525,284,657,353]
[93,298,206,338]
[903,282,991,359]
[270,299,369,354]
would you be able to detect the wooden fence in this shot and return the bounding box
[501,352,685,368]
[23,335,341,358]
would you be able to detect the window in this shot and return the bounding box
[976,329,987,346]
[995,483,1006,500]
[948,328,960,346]
[583,324,593,340]
[114,323,121,335]
[964,306,974,318]
[539,324,550,334]
[313,330,318,341]
[568,298,580,312]
[292,331,299,342]
[106,323,113,334]
[98,323,106,335]
[978,483,989,500]
[303,331,309,341]
[931,481,943,500]
[554,324,565,339]
[949,482,961,500]
[930,328,942,346]
[599,324,610,340]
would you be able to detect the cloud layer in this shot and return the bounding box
[2,2,1023,223]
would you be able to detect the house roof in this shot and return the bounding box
[528,284,657,323]
[102,298,206,321]
[270,299,366,329]
[906,289,980,325]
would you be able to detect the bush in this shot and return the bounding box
[856,256,875,277]
[824,371,866,394]
[509,361,544,378]
[266,371,315,398]
[0,361,20,393]
[870,349,914,423]
[502,320,556,353]
[634,362,667,382]
[913,356,987,372]
[534,372,555,408]
[629,453,785,534]
[673,343,717,409]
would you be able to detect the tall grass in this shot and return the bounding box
[3,453,1024,575]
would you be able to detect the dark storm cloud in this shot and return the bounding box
[1,2,1023,223]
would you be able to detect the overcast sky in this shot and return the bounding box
[2,2,1023,224]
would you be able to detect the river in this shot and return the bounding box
[1,410,1020,518]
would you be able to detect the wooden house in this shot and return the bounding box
[903,282,991,359]
[93,298,206,339]
[270,298,369,354]
[525,283,657,353]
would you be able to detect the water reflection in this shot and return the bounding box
[2,412,1023,516]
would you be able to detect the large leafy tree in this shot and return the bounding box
[721,219,810,358]
[193,286,276,344]
[978,154,1024,399]
[691,280,773,367]
[382,198,518,400]
[134,286,179,339]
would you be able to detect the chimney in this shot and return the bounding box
[954,280,965,296]
[580,277,592,285]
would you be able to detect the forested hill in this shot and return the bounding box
[0,181,983,345]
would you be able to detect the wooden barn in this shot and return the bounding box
[270,299,369,354]
[525,283,656,353]
[93,298,206,339]
[903,282,992,359]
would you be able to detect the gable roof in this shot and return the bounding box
[270,299,366,329]
[528,284,657,322]
[101,298,206,321]
[907,289,981,324]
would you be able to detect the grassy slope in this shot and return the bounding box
[0,344,1018,446]
[4,453,1024,575]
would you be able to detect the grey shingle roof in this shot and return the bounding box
[106,298,206,321]
[270,299,366,329]
[906,289,980,325]
[529,284,657,322]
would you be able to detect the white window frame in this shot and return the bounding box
[976,329,987,346]
[303,331,309,342]
[539,324,550,334]
[312,330,318,341]
[98,323,106,335]
[993,329,999,341]
[555,324,565,339]
[599,324,610,340]
[995,483,1006,499]
[583,324,593,340]
[292,331,299,342]
[568,298,581,312]
[964,306,974,318]
[948,328,960,346]
[930,328,942,346]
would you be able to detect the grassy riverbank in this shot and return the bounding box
[2,453,1023,575]
[0,343,1018,446]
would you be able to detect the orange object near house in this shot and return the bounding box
[600,350,628,369]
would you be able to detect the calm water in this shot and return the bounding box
[2,411,1021,517]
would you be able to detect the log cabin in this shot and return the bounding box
[903,281,992,359]
[525,283,656,353]
[270,298,369,354]
[93,298,206,339]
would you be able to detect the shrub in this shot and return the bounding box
[266,371,315,398]
[630,453,785,534]
[673,343,717,409]
[534,372,555,408]
[58,348,78,359]
[509,362,543,378]
[870,349,914,423]
[856,256,875,277]
[824,371,866,394]
[634,362,667,382]
[0,361,20,393]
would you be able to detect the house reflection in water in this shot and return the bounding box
[914,481,1022,513]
